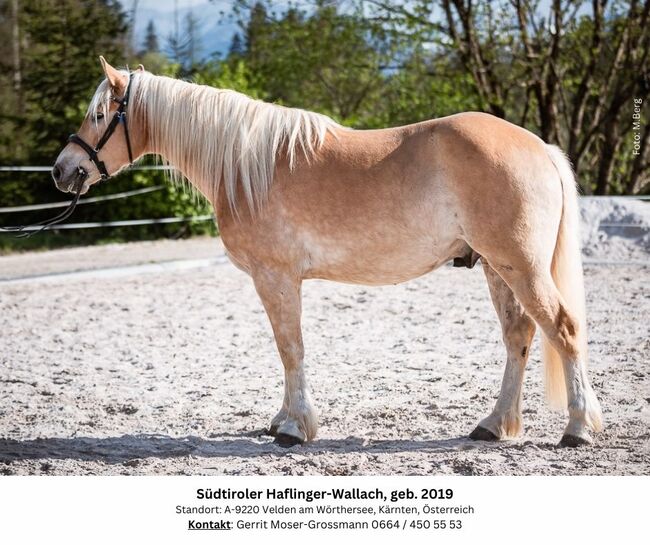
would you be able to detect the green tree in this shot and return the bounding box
[231,1,394,125]
[18,0,128,162]
[142,19,159,54]
[228,32,245,58]
[166,11,203,72]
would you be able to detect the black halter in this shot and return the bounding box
[68,73,134,180]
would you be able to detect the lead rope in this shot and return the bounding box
[1,176,85,238]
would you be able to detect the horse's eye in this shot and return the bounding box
[95,112,104,121]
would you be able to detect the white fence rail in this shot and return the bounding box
[0,165,173,172]
[4,215,215,231]
[0,185,164,213]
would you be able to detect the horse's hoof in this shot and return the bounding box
[274,433,304,448]
[559,434,592,448]
[469,426,499,441]
[266,425,278,437]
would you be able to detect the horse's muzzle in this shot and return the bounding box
[52,161,88,193]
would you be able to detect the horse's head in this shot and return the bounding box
[52,57,145,194]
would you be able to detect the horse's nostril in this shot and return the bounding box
[52,165,62,183]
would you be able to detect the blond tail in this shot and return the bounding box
[542,147,589,407]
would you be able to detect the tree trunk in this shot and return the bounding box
[595,119,621,195]
[11,0,22,114]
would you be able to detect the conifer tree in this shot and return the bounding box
[143,19,159,54]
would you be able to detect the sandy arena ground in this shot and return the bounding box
[0,233,648,476]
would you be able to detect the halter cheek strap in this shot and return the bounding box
[68,73,134,180]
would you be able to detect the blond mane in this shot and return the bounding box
[88,70,339,212]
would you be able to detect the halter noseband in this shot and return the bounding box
[68,73,134,180]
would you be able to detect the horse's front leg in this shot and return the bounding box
[470,261,536,440]
[252,268,318,447]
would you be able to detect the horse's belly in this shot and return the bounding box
[304,235,465,286]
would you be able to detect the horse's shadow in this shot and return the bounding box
[0,431,504,465]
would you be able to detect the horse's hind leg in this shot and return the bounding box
[496,266,602,446]
[252,268,318,447]
[470,262,536,441]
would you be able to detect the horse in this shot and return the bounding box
[51,57,603,448]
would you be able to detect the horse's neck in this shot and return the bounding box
[140,76,215,202]
[139,72,336,216]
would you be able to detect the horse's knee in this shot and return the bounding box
[276,338,304,364]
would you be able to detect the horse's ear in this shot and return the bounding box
[137,64,145,72]
[99,55,127,94]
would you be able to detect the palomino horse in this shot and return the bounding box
[52,58,603,448]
